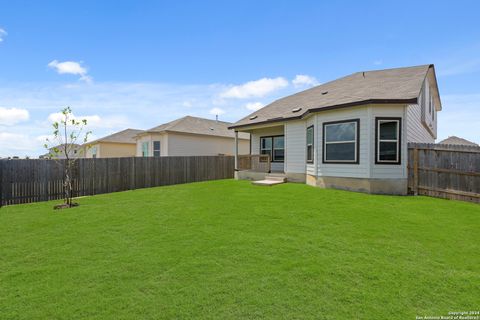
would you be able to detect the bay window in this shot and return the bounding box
[375,117,401,164]
[323,119,359,163]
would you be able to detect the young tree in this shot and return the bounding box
[44,107,91,208]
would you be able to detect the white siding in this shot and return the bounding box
[245,103,425,180]
[135,133,168,157]
[423,78,436,136]
[316,106,370,178]
[370,105,408,179]
[250,125,285,172]
[406,75,437,143]
[406,103,435,143]
[285,120,306,173]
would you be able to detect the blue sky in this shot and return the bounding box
[0,0,479,157]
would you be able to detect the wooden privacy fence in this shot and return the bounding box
[0,156,234,206]
[408,143,480,203]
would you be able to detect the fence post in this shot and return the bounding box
[413,147,419,195]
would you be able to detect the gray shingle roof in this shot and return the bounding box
[89,129,143,144]
[230,64,433,129]
[143,116,249,139]
[439,136,478,146]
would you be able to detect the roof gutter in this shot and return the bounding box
[228,98,418,130]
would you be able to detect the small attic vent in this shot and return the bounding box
[321,91,328,95]
[249,115,258,120]
[292,107,302,113]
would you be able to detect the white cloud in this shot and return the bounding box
[0,28,6,42]
[245,102,264,111]
[46,112,129,129]
[0,132,38,157]
[209,107,225,116]
[0,107,30,125]
[220,77,288,99]
[373,60,383,66]
[47,112,100,125]
[48,60,92,83]
[35,134,54,143]
[0,80,303,157]
[292,75,319,88]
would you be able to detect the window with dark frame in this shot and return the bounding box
[260,135,284,162]
[375,117,401,164]
[260,137,272,160]
[306,126,314,163]
[153,141,161,157]
[322,119,359,164]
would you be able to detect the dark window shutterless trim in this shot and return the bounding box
[259,135,284,163]
[306,125,314,163]
[375,117,402,165]
[322,118,360,164]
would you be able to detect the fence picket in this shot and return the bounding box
[408,143,480,203]
[0,156,234,206]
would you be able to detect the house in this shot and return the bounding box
[229,64,441,195]
[439,136,478,146]
[135,116,250,157]
[39,144,83,159]
[84,129,143,158]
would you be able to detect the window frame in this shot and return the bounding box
[259,135,285,163]
[153,140,161,157]
[322,119,360,164]
[306,125,314,163]
[91,146,97,158]
[141,141,149,157]
[375,117,402,165]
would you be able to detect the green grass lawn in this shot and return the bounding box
[1,180,479,319]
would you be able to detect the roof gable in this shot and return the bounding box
[88,129,143,144]
[144,116,249,139]
[439,136,478,146]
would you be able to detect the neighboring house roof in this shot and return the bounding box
[39,143,82,159]
[230,64,439,129]
[48,143,82,150]
[439,136,478,146]
[139,116,250,139]
[87,129,143,145]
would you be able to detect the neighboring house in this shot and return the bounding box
[39,144,82,159]
[229,64,441,195]
[84,129,143,158]
[439,136,478,146]
[135,116,250,157]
